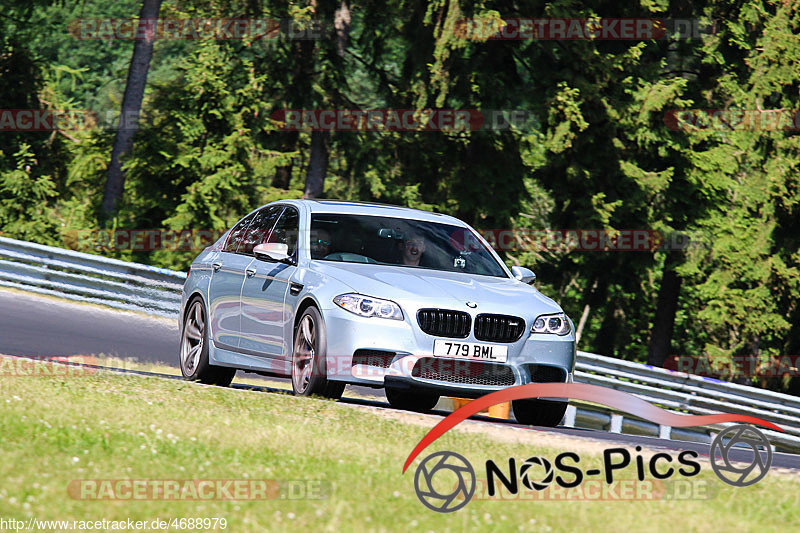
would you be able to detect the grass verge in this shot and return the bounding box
[0,359,798,532]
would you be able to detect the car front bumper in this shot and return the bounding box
[322,305,575,395]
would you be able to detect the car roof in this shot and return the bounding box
[278,199,468,225]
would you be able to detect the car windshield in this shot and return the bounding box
[310,213,507,278]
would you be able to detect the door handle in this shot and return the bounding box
[246,267,257,277]
[211,262,222,272]
[290,282,304,296]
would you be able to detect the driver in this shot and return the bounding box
[310,228,333,259]
[399,232,426,266]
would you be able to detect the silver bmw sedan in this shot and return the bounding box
[180,199,575,426]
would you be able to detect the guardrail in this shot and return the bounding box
[566,352,800,453]
[0,236,184,317]
[0,236,798,452]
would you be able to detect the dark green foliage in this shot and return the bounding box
[1,0,799,392]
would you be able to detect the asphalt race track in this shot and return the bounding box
[2,288,799,471]
[0,289,178,362]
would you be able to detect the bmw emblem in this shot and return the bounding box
[466,301,477,308]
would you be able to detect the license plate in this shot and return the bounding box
[433,339,508,363]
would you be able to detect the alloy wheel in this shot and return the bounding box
[292,314,316,394]
[181,300,205,375]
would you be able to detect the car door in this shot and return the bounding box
[239,206,299,358]
[207,210,258,350]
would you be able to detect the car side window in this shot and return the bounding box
[223,211,257,253]
[267,207,299,257]
[237,206,283,255]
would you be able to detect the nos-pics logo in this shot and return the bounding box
[414,451,476,513]
[403,383,779,513]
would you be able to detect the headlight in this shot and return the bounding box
[531,313,571,335]
[333,294,404,320]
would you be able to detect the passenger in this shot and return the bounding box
[399,233,426,266]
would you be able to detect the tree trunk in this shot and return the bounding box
[100,0,163,221]
[304,130,329,198]
[300,1,348,197]
[273,22,316,189]
[575,279,598,344]
[272,130,298,189]
[595,299,617,358]
[334,0,351,58]
[647,253,683,366]
[272,162,293,190]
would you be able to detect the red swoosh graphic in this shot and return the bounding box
[402,383,783,473]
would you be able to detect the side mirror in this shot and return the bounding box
[511,266,536,285]
[254,243,292,264]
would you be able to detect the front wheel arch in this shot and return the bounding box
[293,296,322,336]
[182,289,208,328]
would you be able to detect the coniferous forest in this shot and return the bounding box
[2,1,800,393]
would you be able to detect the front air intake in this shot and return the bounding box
[412,358,515,387]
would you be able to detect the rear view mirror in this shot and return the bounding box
[254,243,291,264]
[511,266,536,284]
[377,228,398,239]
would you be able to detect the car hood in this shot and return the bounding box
[311,261,563,315]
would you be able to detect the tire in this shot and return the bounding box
[385,387,439,413]
[512,399,568,427]
[291,306,345,400]
[180,297,236,387]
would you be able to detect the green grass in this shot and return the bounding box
[90,356,392,403]
[0,359,798,532]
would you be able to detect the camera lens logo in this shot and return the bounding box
[413,451,475,513]
[519,456,554,491]
[710,424,772,487]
